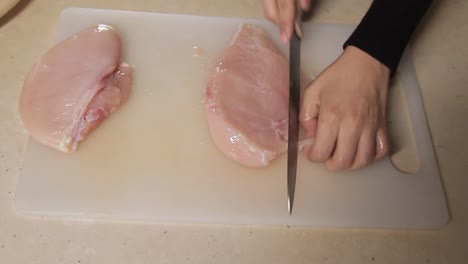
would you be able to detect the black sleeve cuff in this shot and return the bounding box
[343,0,432,76]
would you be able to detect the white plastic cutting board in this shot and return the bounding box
[14,7,449,229]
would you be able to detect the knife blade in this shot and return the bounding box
[287,1,303,215]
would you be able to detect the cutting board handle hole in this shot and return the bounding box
[389,151,420,174]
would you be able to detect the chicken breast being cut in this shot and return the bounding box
[19,24,132,152]
[204,24,292,168]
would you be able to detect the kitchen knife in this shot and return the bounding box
[287,0,303,215]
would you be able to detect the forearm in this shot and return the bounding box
[343,0,433,76]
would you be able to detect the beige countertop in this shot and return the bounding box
[1,0,467,263]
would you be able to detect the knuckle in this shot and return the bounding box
[351,162,365,170]
[364,153,374,164]
[309,149,328,163]
[349,110,362,124]
[348,107,366,126]
[341,158,353,170]
[327,157,351,171]
[326,161,345,171]
[352,155,372,170]
[321,107,339,123]
[263,9,275,21]
[349,102,369,124]
[277,0,289,10]
[328,104,340,115]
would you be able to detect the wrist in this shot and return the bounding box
[343,45,390,80]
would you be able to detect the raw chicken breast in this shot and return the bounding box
[204,24,290,168]
[19,24,132,152]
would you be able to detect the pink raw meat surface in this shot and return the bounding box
[205,24,301,168]
[19,24,132,152]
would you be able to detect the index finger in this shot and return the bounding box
[263,0,280,24]
[277,0,295,42]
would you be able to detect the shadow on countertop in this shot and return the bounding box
[0,0,32,28]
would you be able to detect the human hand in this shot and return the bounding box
[300,46,391,170]
[262,0,311,42]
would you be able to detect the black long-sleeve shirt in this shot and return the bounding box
[343,0,433,76]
